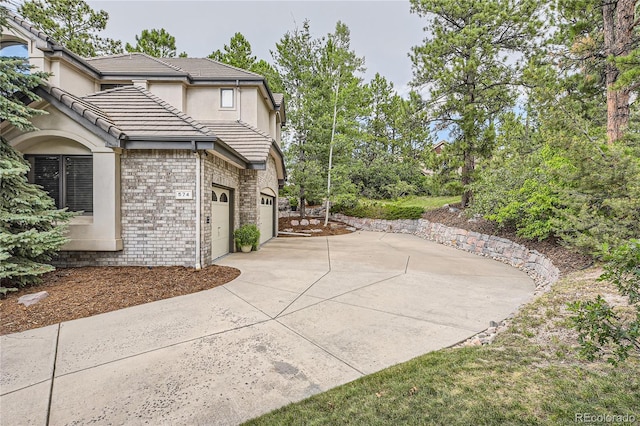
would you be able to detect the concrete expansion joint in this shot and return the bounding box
[50,317,273,381]
[274,319,365,377]
[327,299,477,333]
[45,323,61,426]
[273,270,332,319]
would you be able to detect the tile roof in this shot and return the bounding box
[85,54,264,80]
[85,53,187,76]
[82,86,215,139]
[38,84,124,141]
[161,58,264,80]
[200,120,275,163]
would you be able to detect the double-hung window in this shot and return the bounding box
[25,155,93,214]
[220,88,234,108]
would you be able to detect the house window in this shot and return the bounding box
[220,88,234,108]
[25,155,93,213]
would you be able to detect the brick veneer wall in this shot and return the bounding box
[239,169,258,225]
[332,214,560,290]
[57,150,203,267]
[56,149,280,267]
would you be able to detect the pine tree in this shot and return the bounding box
[126,28,181,58]
[1,5,73,294]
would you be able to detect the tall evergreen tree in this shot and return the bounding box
[209,32,285,94]
[410,0,543,206]
[126,28,183,58]
[1,4,73,293]
[274,21,367,217]
[19,0,122,57]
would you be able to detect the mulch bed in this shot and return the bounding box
[0,265,239,336]
[278,216,354,237]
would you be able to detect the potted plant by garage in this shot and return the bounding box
[234,224,260,253]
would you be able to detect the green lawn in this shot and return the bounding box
[245,269,640,425]
[369,195,460,211]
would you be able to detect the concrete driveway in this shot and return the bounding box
[1,231,535,425]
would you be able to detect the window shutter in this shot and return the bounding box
[65,157,93,213]
[33,156,61,208]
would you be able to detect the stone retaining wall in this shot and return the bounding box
[331,214,560,292]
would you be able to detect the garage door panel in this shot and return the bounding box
[211,188,230,259]
[260,194,274,244]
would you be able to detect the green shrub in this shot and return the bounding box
[568,239,640,365]
[233,224,260,251]
[332,201,424,220]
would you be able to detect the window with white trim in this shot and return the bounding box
[25,155,93,213]
[220,88,234,108]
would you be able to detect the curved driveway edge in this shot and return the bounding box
[0,231,535,425]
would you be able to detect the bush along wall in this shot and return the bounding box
[331,213,560,293]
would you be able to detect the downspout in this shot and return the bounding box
[236,79,241,122]
[194,147,202,270]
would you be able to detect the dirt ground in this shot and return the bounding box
[2,209,591,336]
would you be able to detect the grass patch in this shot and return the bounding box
[375,195,460,211]
[245,269,640,425]
[332,195,459,220]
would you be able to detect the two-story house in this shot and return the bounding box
[1,12,286,268]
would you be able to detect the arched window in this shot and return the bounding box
[0,41,28,58]
[212,191,218,202]
[220,193,228,203]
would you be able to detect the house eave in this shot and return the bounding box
[35,87,121,147]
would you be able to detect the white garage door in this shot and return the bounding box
[211,188,230,259]
[259,194,274,244]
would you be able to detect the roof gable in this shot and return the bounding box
[200,120,276,163]
[82,86,214,140]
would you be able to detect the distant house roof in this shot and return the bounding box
[200,120,277,164]
[161,58,264,80]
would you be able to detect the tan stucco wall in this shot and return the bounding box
[257,96,271,136]
[149,82,185,111]
[55,61,96,96]
[185,86,238,121]
[8,106,122,252]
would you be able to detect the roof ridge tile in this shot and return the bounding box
[236,120,275,142]
[40,84,122,139]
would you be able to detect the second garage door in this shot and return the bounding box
[259,194,274,244]
[211,187,230,259]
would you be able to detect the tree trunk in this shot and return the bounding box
[460,148,474,207]
[299,186,306,218]
[603,0,635,144]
